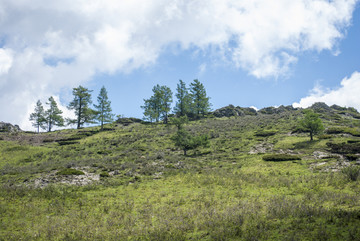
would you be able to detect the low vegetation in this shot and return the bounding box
[1,103,360,240]
[262,154,301,162]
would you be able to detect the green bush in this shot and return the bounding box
[345,154,359,161]
[254,130,276,137]
[318,134,332,140]
[57,140,79,146]
[100,171,110,178]
[326,127,360,137]
[342,166,360,181]
[56,168,85,176]
[262,154,301,162]
[326,142,360,154]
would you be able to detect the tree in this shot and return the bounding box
[29,100,46,133]
[189,79,211,118]
[174,80,191,117]
[142,96,159,123]
[299,109,324,141]
[170,116,189,130]
[94,86,114,130]
[45,96,64,132]
[141,84,173,123]
[171,128,209,155]
[68,85,94,129]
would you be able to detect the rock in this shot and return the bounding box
[116,117,143,126]
[213,105,257,117]
[258,105,296,114]
[0,122,22,132]
[309,102,333,113]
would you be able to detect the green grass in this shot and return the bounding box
[1,110,360,240]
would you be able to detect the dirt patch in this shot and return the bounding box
[0,131,69,146]
[34,167,100,187]
[249,142,274,154]
[310,160,350,172]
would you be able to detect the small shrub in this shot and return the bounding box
[263,154,301,162]
[57,140,79,146]
[318,134,332,140]
[254,130,276,137]
[345,154,358,161]
[56,168,85,176]
[326,127,360,137]
[347,140,360,144]
[100,171,110,178]
[341,166,360,181]
[326,142,360,154]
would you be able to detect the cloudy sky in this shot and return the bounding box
[0,0,360,130]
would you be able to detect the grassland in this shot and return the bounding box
[1,107,360,240]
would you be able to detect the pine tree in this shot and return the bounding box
[171,126,209,155]
[141,84,173,123]
[45,96,64,132]
[94,86,114,130]
[29,100,46,133]
[174,80,191,117]
[161,85,173,124]
[189,79,211,118]
[68,85,94,129]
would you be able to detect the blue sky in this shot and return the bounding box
[0,0,360,130]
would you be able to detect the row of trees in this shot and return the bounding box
[142,79,211,123]
[29,86,113,132]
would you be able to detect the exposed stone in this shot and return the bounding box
[258,105,296,114]
[213,105,257,118]
[309,102,333,113]
[0,122,22,132]
[116,117,143,126]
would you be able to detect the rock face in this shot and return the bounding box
[0,122,21,132]
[116,117,143,126]
[258,105,297,114]
[309,102,333,113]
[213,105,257,117]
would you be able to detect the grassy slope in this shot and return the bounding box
[1,109,360,240]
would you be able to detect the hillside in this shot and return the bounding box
[1,103,360,240]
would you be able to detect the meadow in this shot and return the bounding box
[1,106,360,240]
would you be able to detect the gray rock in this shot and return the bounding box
[0,122,22,132]
[213,105,257,117]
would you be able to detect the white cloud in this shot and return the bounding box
[293,71,360,110]
[0,0,358,129]
[0,48,13,75]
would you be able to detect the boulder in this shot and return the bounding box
[0,122,22,132]
[212,105,257,117]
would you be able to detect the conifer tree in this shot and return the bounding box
[189,79,211,118]
[171,116,209,155]
[68,85,94,129]
[29,100,46,133]
[94,86,114,130]
[142,84,172,123]
[45,96,64,132]
[174,80,191,117]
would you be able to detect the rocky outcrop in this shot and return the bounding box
[0,122,21,132]
[258,105,297,114]
[309,102,333,113]
[213,105,257,117]
[116,117,143,126]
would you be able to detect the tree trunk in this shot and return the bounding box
[77,98,82,129]
[184,149,187,156]
[310,131,313,141]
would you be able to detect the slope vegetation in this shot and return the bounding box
[1,103,360,240]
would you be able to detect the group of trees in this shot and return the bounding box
[142,79,211,123]
[29,86,113,132]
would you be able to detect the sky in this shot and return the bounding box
[0,0,360,131]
